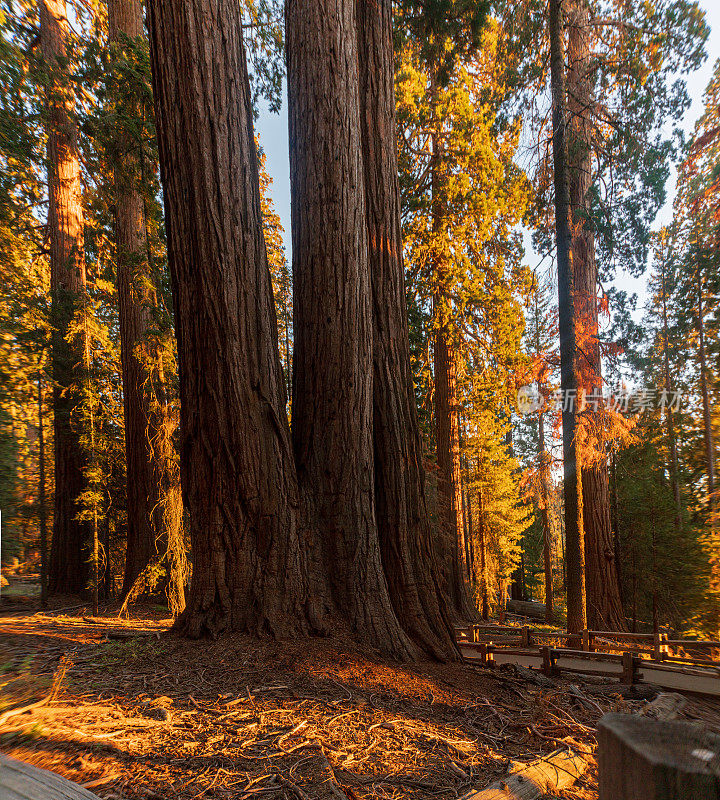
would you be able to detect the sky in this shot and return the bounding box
[255,1,720,311]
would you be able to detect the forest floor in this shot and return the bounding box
[1,592,719,800]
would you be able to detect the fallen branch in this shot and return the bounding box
[0,654,72,727]
[638,692,686,720]
[460,747,590,799]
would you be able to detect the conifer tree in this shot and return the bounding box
[146,0,305,638]
[104,0,185,613]
[396,12,530,621]
[287,0,421,658]
[549,0,586,634]
[357,0,456,657]
[40,0,91,595]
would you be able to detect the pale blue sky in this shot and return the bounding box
[255,1,720,308]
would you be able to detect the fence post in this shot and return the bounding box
[582,629,591,652]
[521,626,530,648]
[483,643,495,669]
[598,713,720,799]
[621,652,636,685]
[541,646,555,677]
[654,632,669,661]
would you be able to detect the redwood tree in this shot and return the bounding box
[41,0,90,595]
[566,0,624,630]
[287,0,418,659]
[549,0,586,634]
[107,0,184,609]
[145,0,305,638]
[356,0,457,659]
[430,80,472,622]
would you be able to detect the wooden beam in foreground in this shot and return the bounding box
[461,747,589,799]
[0,754,100,800]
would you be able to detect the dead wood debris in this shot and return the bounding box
[0,610,717,800]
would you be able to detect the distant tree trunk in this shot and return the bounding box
[435,323,471,618]
[464,489,473,580]
[103,515,111,600]
[477,487,489,620]
[431,104,472,620]
[146,0,305,638]
[41,0,90,595]
[566,0,624,631]
[610,449,623,602]
[539,410,554,622]
[659,255,682,535]
[107,0,184,610]
[698,263,715,516]
[356,0,457,659]
[549,0,586,634]
[287,0,417,658]
[38,371,48,609]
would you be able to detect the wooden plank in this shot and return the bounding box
[553,648,624,662]
[639,665,720,698]
[598,713,720,799]
[667,640,720,648]
[0,754,100,800]
[461,747,589,799]
[590,630,655,642]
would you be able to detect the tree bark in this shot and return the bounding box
[356,0,457,659]
[659,253,682,535]
[110,0,160,591]
[539,411,554,622]
[566,0,624,631]
[38,371,48,609]
[549,0,586,634]
[478,487,489,620]
[146,0,305,638]
[698,263,715,515]
[435,322,472,619]
[107,0,184,608]
[41,0,90,595]
[287,0,417,658]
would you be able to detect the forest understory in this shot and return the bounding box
[1,587,719,800]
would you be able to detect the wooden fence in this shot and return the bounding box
[456,624,720,697]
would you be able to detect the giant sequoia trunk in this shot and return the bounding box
[549,0,586,634]
[567,0,624,630]
[41,0,90,595]
[146,0,305,638]
[287,0,418,659]
[107,0,184,607]
[356,0,457,660]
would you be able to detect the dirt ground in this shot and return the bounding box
[0,597,715,799]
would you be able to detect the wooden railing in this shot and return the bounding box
[456,624,720,697]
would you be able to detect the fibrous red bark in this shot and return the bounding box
[287,0,419,659]
[567,0,624,630]
[108,0,183,606]
[146,0,305,638]
[357,0,458,660]
[42,0,90,595]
